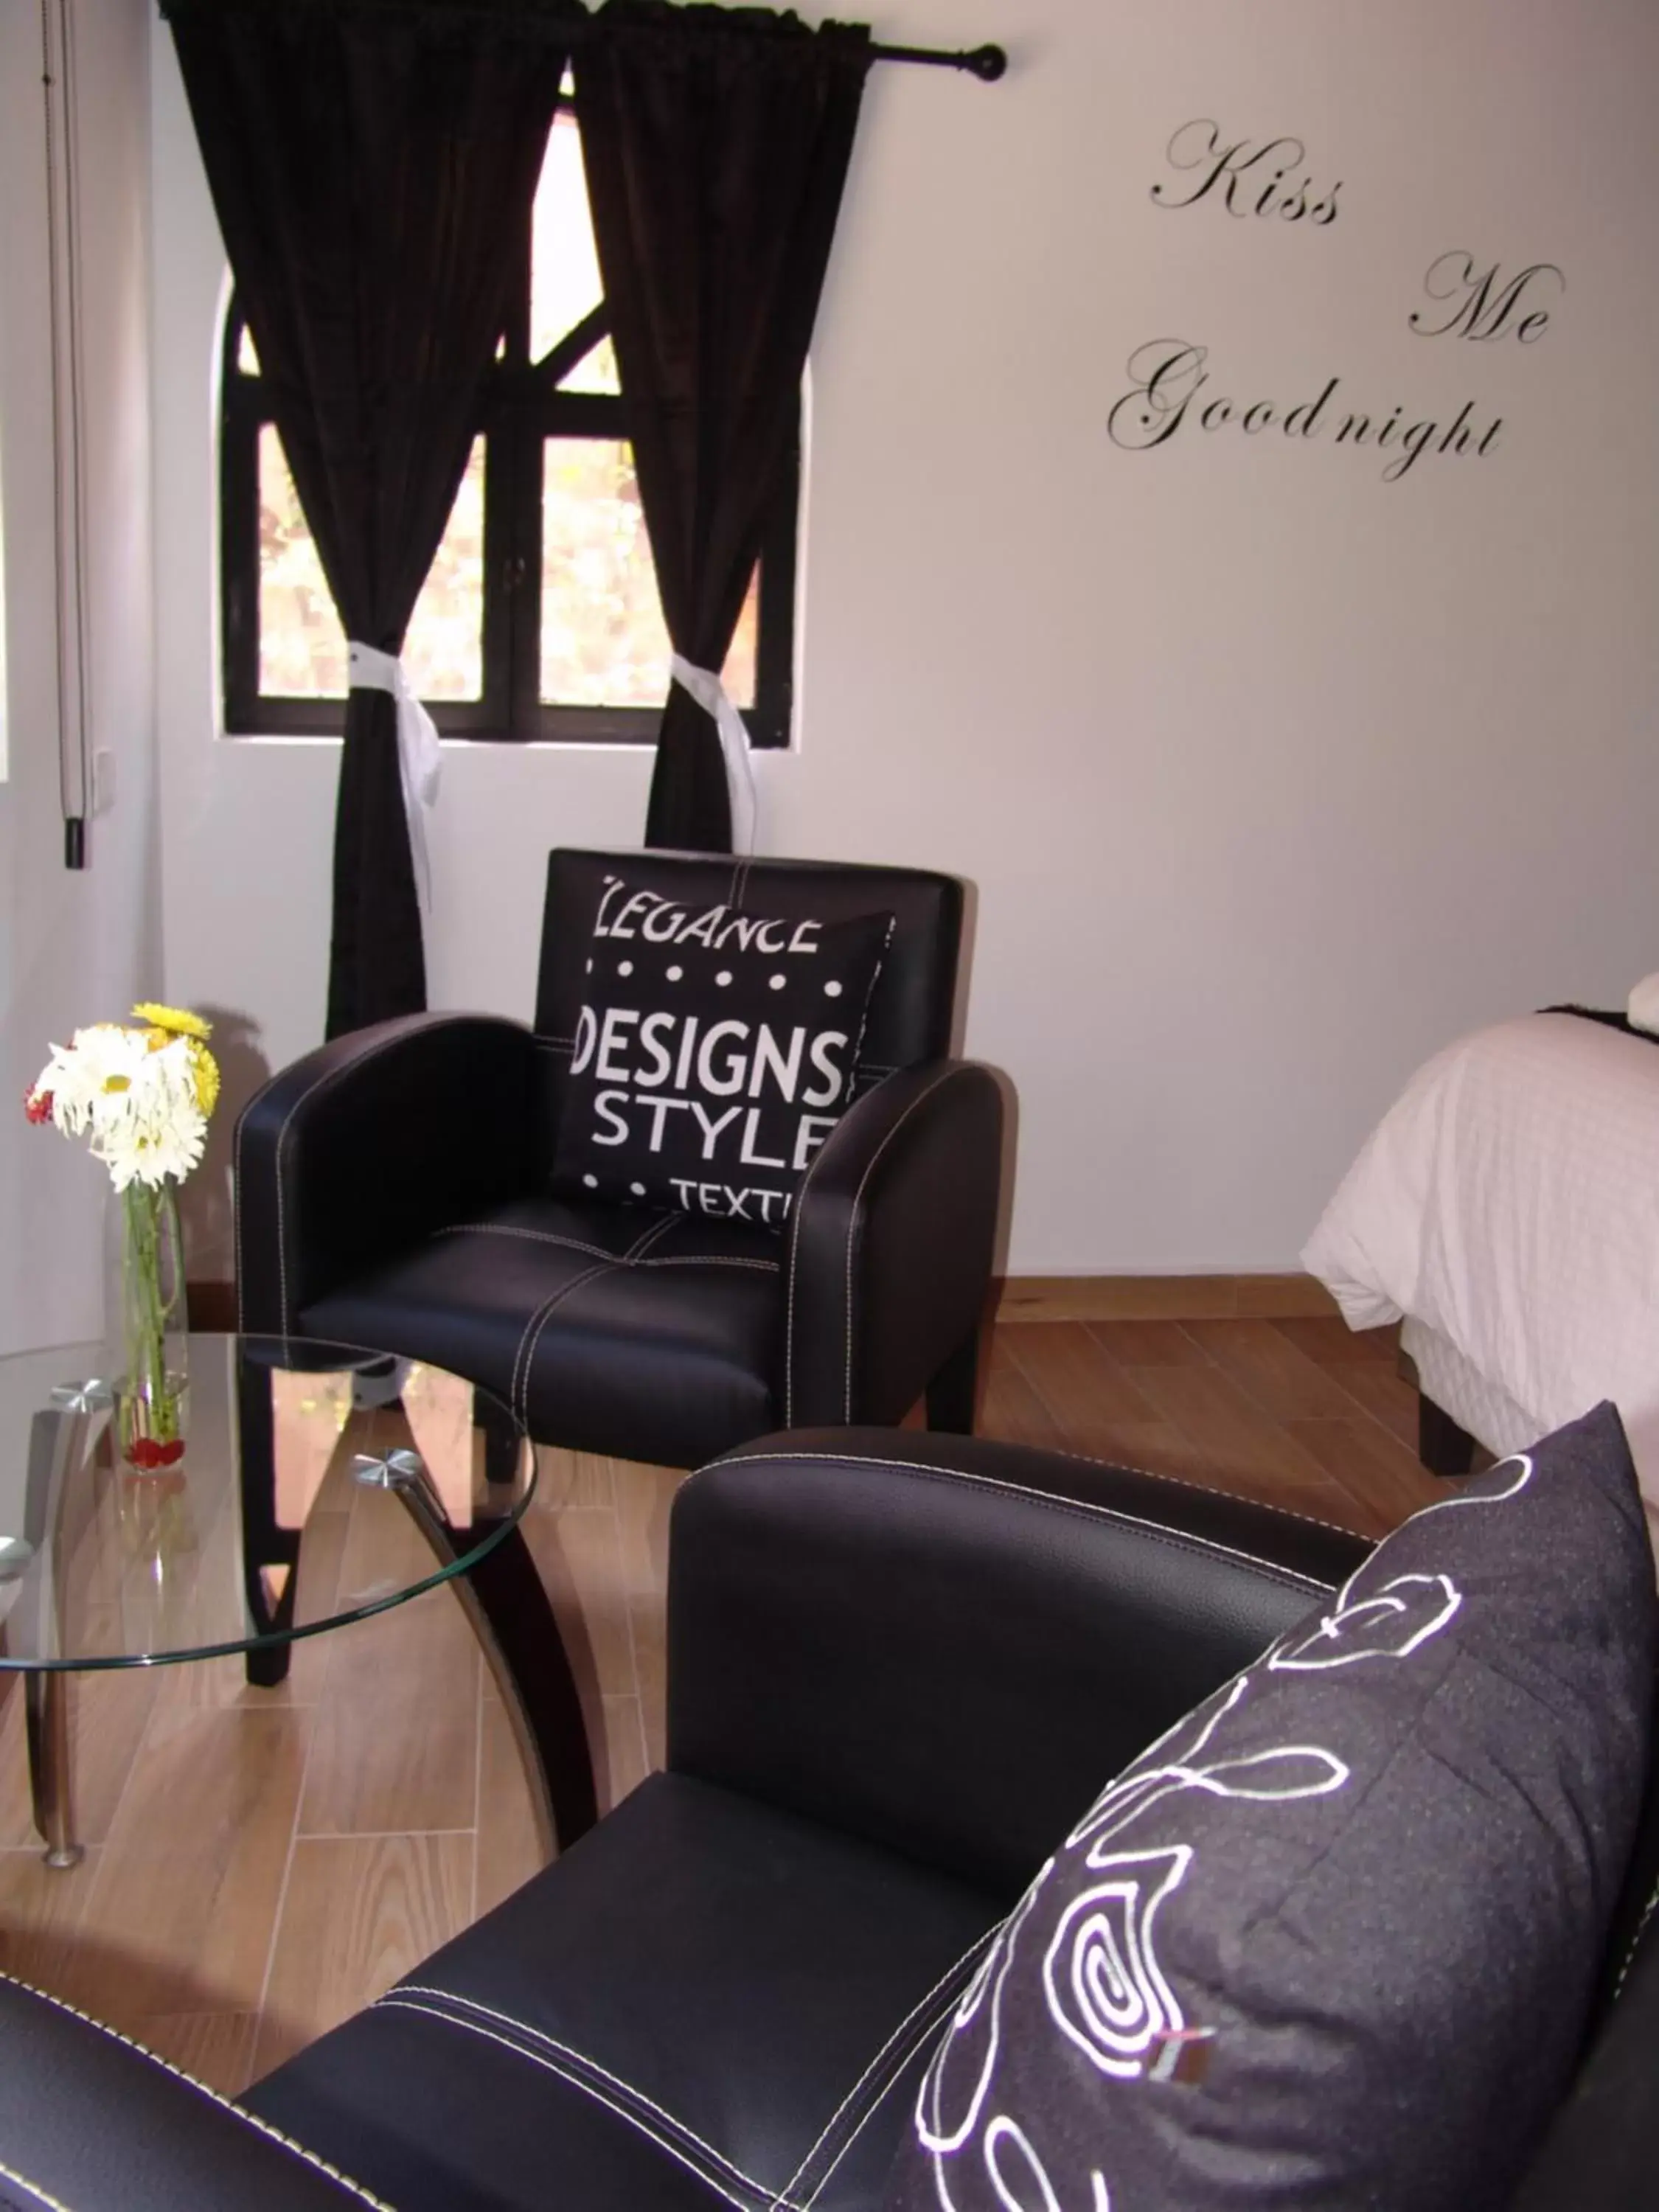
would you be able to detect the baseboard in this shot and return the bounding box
[996,1273,1341,1324]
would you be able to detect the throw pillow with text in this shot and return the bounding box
[552,874,894,1228]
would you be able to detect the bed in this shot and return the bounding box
[1302,1010,1659,1538]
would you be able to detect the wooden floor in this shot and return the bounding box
[0,1314,1436,2098]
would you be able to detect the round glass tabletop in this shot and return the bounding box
[0,1334,536,1671]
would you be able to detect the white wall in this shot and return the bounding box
[0,0,159,1353]
[151,0,1659,1279]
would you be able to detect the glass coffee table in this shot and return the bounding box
[0,1333,596,1868]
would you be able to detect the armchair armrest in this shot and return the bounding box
[0,1977,380,2208]
[668,1430,1369,1902]
[783,1060,1004,1427]
[234,1013,538,1336]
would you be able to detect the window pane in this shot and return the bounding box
[529,113,620,394]
[257,428,484,702]
[540,438,757,709]
[258,425,345,697]
[404,442,485,701]
[572,333,622,395]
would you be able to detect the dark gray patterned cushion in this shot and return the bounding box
[887,1403,1657,2212]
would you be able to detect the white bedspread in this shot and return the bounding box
[1302,1012,1659,1508]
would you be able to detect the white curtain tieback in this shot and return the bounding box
[670,653,757,855]
[348,641,442,917]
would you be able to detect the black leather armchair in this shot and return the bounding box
[0,1430,1652,2208]
[234,852,1004,1467]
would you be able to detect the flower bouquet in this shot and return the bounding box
[25,1005,220,1470]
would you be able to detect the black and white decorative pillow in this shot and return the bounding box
[552,874,894,1228]
[886,1403,1658,2212]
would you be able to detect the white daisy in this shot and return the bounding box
[37,1023,151,1143]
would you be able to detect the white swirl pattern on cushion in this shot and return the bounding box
[981,2115,1082,2212]
[1040,1849,1190,2082]
[1270,1572,1462,1670]
[904,1464,1531,2212]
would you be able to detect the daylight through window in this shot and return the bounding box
[220,104,796,744]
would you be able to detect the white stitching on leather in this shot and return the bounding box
[431,1224,779,1274]
[773,1926,996,2204]
[778,924,899,1429]
[842,1066,955,1422]
[0,2155,72,2212]
[1612,1871,1659,2004]
[377,1996,792,2212]
[782,1117,836,1429]
[798,2008,941,2211]
[392,1986,776,2201]
[380,1998,760,2207]
[437,1224,625,1262]
[0,1973,394,2208]
[267,1016,456,1335]
[511,1289,561,1417]
[274,1028,424,1335]
[642,1255,780,1273]
[511,1214,675,1423]
[952,1437,1363,1545]
[842,917,893,1091]
[731,1430,1361,1551]
[782,1062,909,1427]
[706,1451,1339,1597]
[510,1264,612,1425]
[622,1214,679,1264]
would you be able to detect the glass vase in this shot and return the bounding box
[108,1177,189,1472]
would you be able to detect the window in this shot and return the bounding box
[220,105,799,745]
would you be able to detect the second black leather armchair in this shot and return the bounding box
[1,1430,1656,2208]
[0,1432,1368,2212]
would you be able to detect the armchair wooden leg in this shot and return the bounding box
[236,1346,299,1688]
[926,1325,982,1436]
[1418,1393,1477,1478]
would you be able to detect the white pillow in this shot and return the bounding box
[1627,972,1659,1034]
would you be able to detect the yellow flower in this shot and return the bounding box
[131,1002,212,1042]
[187,1040,221,1118]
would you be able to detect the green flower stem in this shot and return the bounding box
[119,1177,184,1455]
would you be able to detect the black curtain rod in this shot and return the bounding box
[872,41,1005,78]
[161,1,1006,75]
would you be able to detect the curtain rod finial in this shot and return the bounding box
[964,44,1006,80]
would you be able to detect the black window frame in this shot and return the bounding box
[220,200,799,747]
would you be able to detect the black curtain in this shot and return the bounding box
[165,0,574,1036]
[574,1,872,851]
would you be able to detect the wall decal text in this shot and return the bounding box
[1108,341,1502,481]
[1151,120,1341,225]
[1409,253,1563,342]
